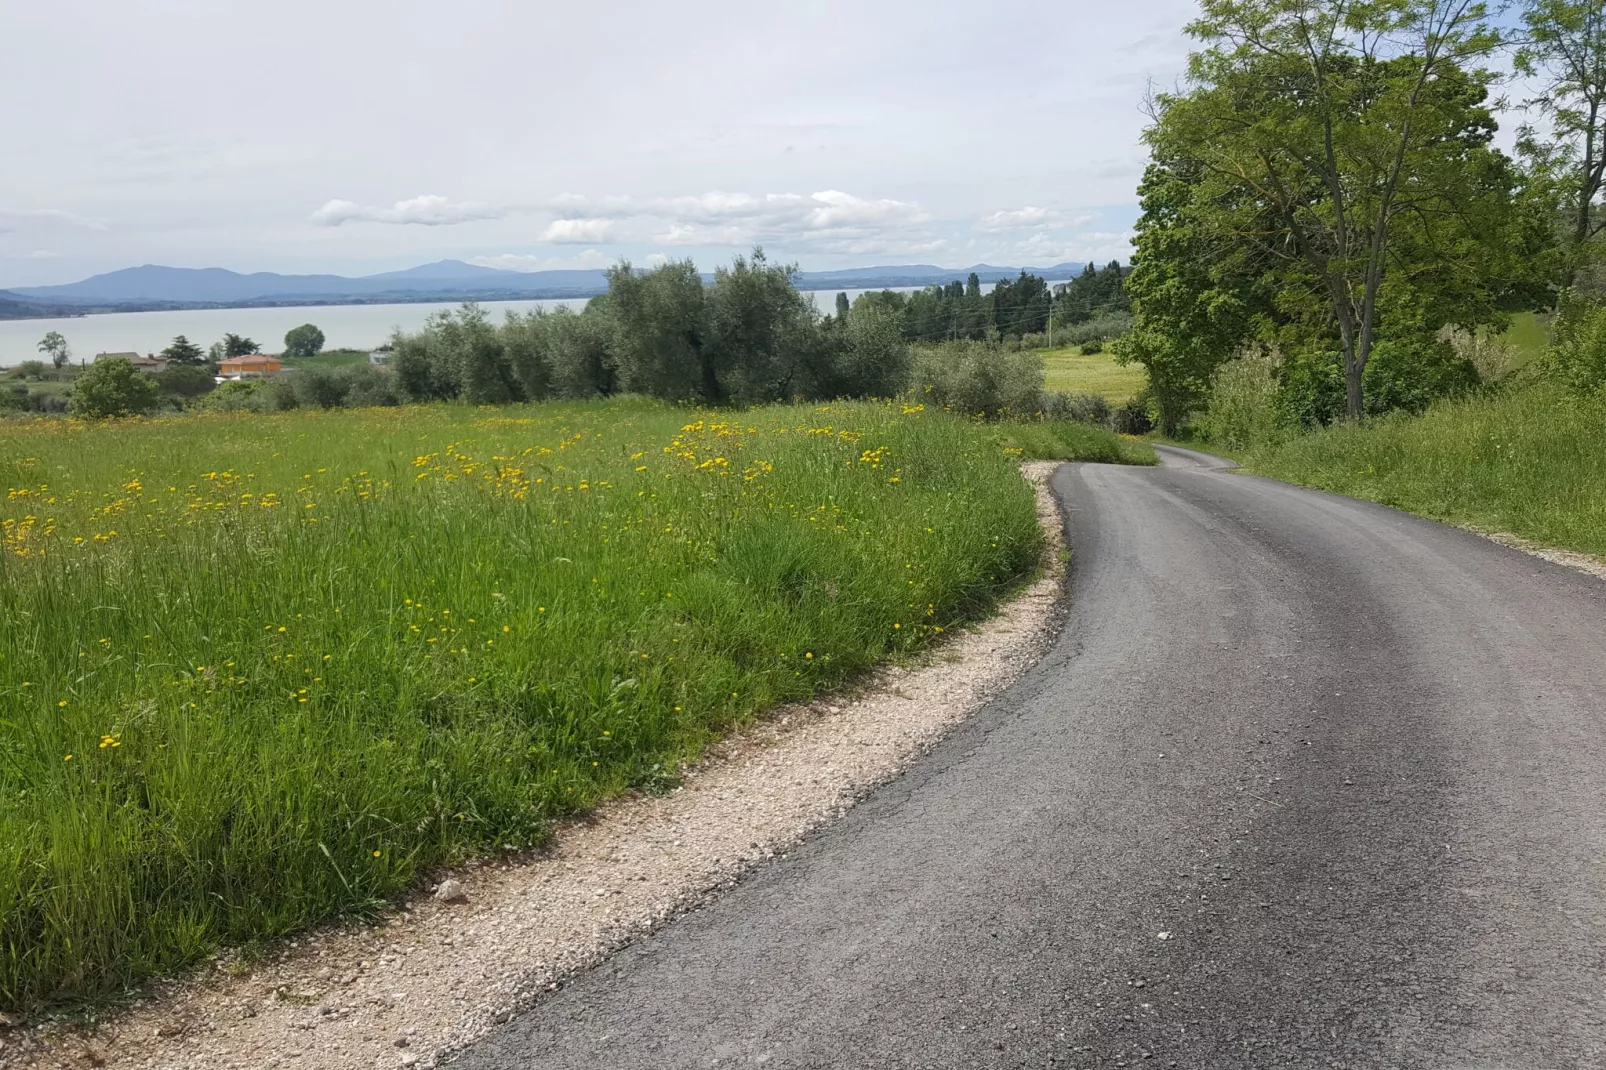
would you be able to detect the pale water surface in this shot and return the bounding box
[0,289,922,366]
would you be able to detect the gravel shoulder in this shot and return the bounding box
[3,461,1068,1070]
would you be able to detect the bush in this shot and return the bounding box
[1111,396,1154,435]
[912,341,1044,419]
[1056,310,1133,348]
[1081,340,1104,355]
[14,360,45,380]
[1548,296,1606,394]
[156,365,217,401]
[197,380,260,411]
[342,365,400,407]
[1363,337,1479,416]
[295,367,351,409]
[1198,349,1283,450]
[67,358,159,419]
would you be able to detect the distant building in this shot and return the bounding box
[218,354,283,379]
[95,352,168,374]
[369,345,393,366]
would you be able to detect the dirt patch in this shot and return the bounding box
[2,461,1068,1070]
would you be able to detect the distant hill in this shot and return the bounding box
[0,289,79,321]
[4,259,1107,316]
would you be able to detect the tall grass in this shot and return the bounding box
[1244,383,1606,555]
[0,399,1048,1010]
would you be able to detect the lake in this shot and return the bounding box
[0,288,926,366]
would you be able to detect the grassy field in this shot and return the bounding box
[1243,383,1606,556]
[1037,345,1147,403]
[999,420,1156,465]
[1500,311,1549,369]
[0,399,1150,1010]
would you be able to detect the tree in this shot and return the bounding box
[1115,157,1260,434]
[607,258,717,401]
[68,357,159,418]
[221,333,260,357]
[1517,0,1606,286]
[37,331,69,369]
[283,324,327,359]
[160,335,207,365]
[1156,0,1510,419]
[835,291,851,319]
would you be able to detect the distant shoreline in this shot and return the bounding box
[0,270,1069,322]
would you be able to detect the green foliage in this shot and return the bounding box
[913,341,1044,419]
[295,367,352,409]
[160,335,207,366]
[221,333,261,358]
[14,360,45,380]
[0,401,1047,1009]
[1547,294,1606,391]
[37,331,69,369]
[1198,350,1284,451]
[1140,0,1541,422]
[67,359,160,419]
[156,364,217,400]
[283,324,327,360]
[1515,0,1606,284]
[1053,261,1130,325]
[197,380,261,412]
[1245,381,1606,555]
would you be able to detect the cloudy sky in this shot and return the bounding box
[0,0,1201,287]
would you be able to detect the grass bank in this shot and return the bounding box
[1000,420,1157,465]
[0,399,1142,1010]
[1243,383,1606,556]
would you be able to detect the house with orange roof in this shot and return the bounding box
[218,354,283,379]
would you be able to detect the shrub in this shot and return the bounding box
[14,360,45,380]
[295,367,351,409]
[1198,349,1283,450]
[1548,296,1606,394]
[342,365,400,407]
[67,358,160,419]
[1081,339,1104,355]
[1111,396,1154,435]
[912,341,1044,419]
[156,364,217,400]
[197,380,260,411]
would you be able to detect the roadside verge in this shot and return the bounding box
[7,461,1070,1070]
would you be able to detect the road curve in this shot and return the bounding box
[450,456,1606,1068]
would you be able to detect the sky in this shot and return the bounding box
[1,0,1202,287]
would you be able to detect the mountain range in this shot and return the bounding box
[2,259,1101,318]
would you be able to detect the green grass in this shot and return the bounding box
[0,399,1055,1010]
[1037,345,1148,403]
[998,420,1157,465]
[1500,311,1549,369]
[1243,382,1606,556]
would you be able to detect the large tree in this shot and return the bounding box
[283,323,326,359]
[1517,0,1606,286]
[1151,0,1514,419]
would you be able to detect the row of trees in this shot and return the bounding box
[847,262,1132,344]
[1116,0,1606,434]
[391,252,910,406]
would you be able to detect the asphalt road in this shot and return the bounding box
[451,448,1606,1069]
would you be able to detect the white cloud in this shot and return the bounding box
[13,249,62,260]
[310,195,504,227]
[644,252,669,267]
[974,207,1095,233]
[466,249,614,272]
[556,189,936,252]
[0,208,108,232]
[539,217,616,243]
